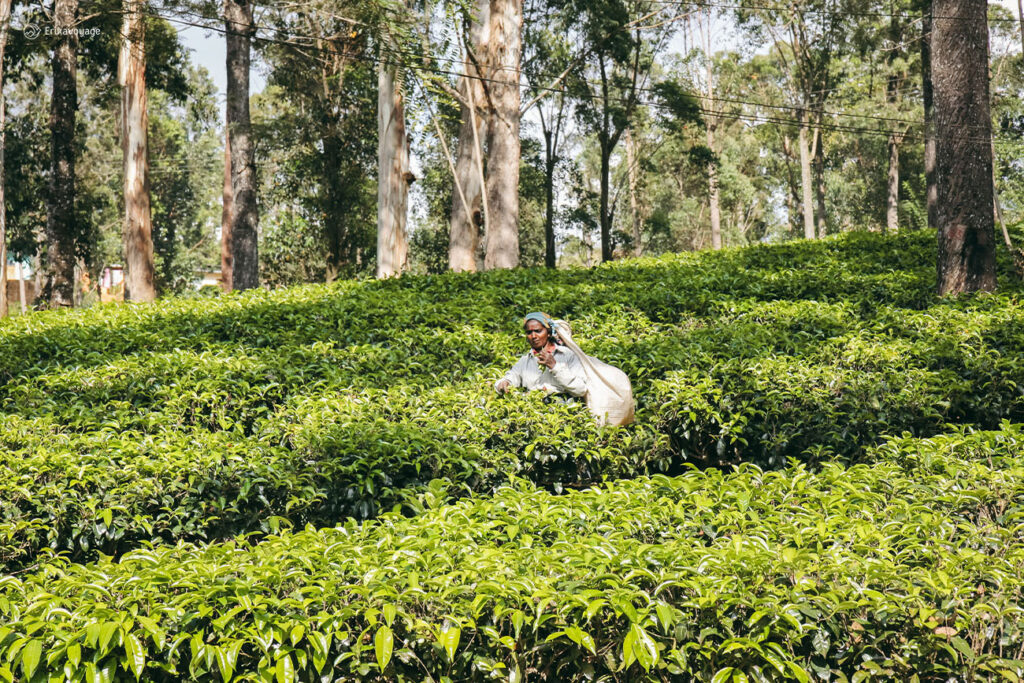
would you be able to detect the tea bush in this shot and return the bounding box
[1,230,1023,569]
[0,390,664,571]
[2,425,1024,681]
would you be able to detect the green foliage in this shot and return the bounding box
[3,17,220,297]
[2,425,1024,681]
[1,230,1024,678]
[0,231,1022,573]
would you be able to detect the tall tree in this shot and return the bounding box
[567,0,675,261]
[920,0,937,230]
[482,0,522,269]
[0,0,10,317]
[883,3,911,234]
[448,0,488,272]
[119,0,156,301]
[220,126,232,291]
[698,11,722,250]
[224,0,258,290]
[737,0,862,238]
[259,1,379,281]
[376,55,410,278]
[522,0,573,268]
[933,0,996,294]
[45,0,79,307]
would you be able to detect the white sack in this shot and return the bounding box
[554,320,635,426]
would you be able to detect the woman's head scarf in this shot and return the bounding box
[523,312,557,337]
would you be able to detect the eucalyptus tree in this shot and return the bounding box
[482,0,523,269]
[376,1,415,279]
[0,0,11,317]
[375,52,410,279]
[224,0,258,290]
[119,0,156,301]
[258,0,382,281]
[933,0,996,294]
[448,0,488,272]
[522,0,573,267]
[562,0,678,262]
[735,0,873,239]
[880,4,907,233]
[45,0,80,307]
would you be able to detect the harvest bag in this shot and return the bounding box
[554,320,635,426]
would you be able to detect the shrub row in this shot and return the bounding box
[0,390,666,571]
[650,300,1024,466]
[2,425,1024,681]
[0,231,1022,570]
[0,230,960,384]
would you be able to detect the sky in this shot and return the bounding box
[174,1,1022,238]
[179,1,1022,113]
[178,23,266,111]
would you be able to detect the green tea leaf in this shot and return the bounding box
[374,626,393,670]
[21,640,42,681]
[439,624,460,662]
[123,633,146,680]
[275,653,295,683]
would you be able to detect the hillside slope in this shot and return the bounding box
[0,231,1022,570]
[1,231,1024,680]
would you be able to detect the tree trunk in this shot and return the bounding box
[544,129,557,267]
[781,133,800,231]
[45,0,79,308]
[225,0,258,290]
[798,112,815,240]
[625,127,644,256]
[483,0,522,270]
[32,251,42,304]
[376,61,410,279]
[933,0,997,294]
[119,0,156,302]
[599,142,613,261]
[812,119,826,238]
[885,12,903,234]
[449,0,489,272]
[0,0,10,318]
[700,12,721,250]
[220,127,233,291]
[17,261,25,314]
[322,125,347,281]
[706,128,722,251]
[886,133,900,233]
[704,57,722,250]
[921,5,938,230]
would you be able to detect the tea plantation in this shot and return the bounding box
[1,230,1023,681]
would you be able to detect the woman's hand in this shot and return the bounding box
[536,349,556,369]
[496,379,512,393]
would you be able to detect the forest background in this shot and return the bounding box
[1,0,1021,304]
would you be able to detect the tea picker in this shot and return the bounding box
[495,312,635,426]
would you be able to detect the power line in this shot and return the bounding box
[51,1,1022,150]
[143,6,1013,144]
[93,0,1019,129]
[649,0,1024,25]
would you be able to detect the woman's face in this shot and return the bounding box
[524,320,550,351]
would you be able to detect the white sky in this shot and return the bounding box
[177,23,266,113]
[179,1,1021,115]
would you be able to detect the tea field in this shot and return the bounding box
[1,230,1024,681]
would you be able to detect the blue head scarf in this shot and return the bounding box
[523,312,557,339]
